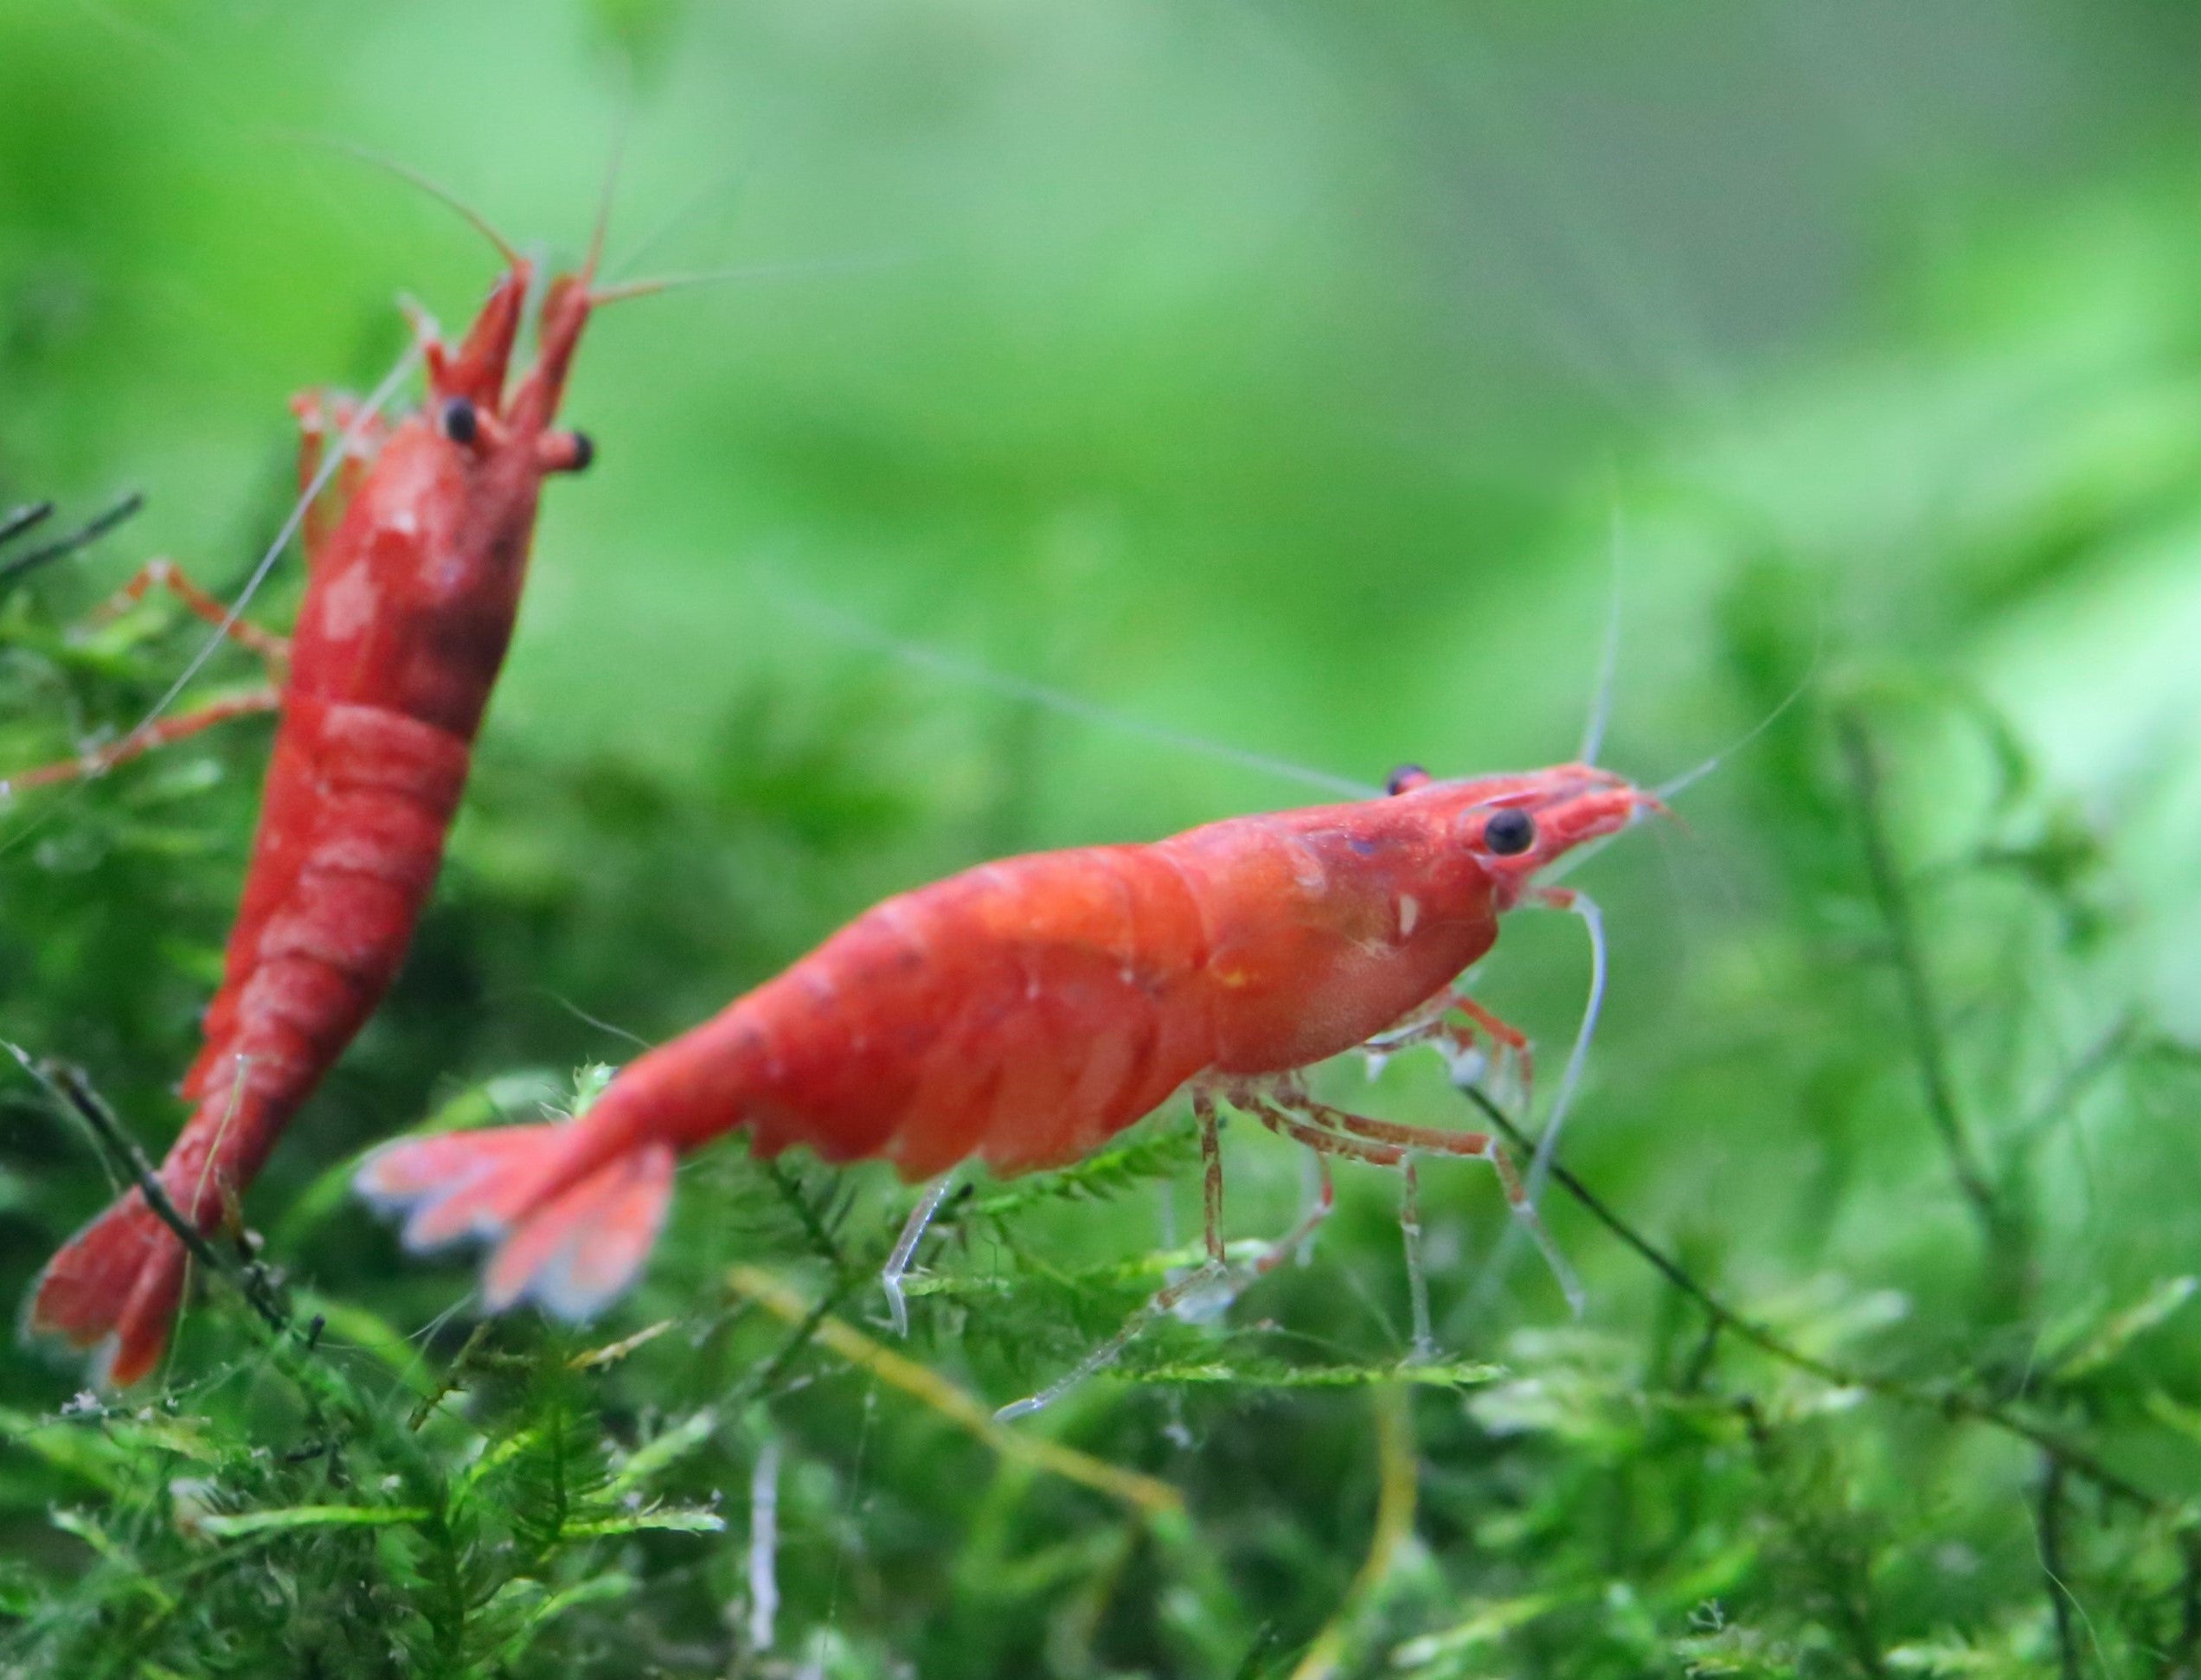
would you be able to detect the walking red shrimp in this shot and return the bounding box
[356,760,1663,1396]
[16,212,607,1387]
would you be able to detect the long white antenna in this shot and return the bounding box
[765,580,1381,800]
[132,343,422,746]
[1529,890,1607,1203]
[1652,632,1824,804]
[590,252,916,305]
[1460,888,1608,1320]
[0,343,420,862]
[1577,503,1626,766]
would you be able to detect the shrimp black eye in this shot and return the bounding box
[440,396,479,446]
[1482,808,1536,856]
[1386,764,1430,796]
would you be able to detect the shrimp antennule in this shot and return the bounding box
[298,136,524,269]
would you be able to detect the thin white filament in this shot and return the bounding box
[1458,889,1606,1321]
[1652,615,1826,804]
[747,1435,782,1651]
[585,106,631,279]
[1577,503,1626,766]
[606,161,754,285]
[1400,1158,1435,1363]
[1492,1137,1587,1319]
[131,343,422,757]
[0,343,418,862]
[991,1275,1204,1423]
[589,252,919,305]
[994,1294,1171,1427]
[1528,891,1607,1204]
[766,581,1381,800]
[295,136,522,266]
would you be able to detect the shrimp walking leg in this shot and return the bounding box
[3,386,385,800]
[1193,1087,1227,1265]
[1454,997,1534,1098]
[1232,1094,1340,1273]
[1364,987,1534,1098]
[84,558,292,672]
[1253,1151,1334,1277]
[992,1099,1231,1424]
[1400,1158,1435,1361]
[880,1172,955,1337]
[0,550,292,794]
[1293,1093,1583,1317]
[1,686,281,794]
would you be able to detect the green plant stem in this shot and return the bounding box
[9,1048,288,1336]
[0,490,144,588]
[764,1157,847,1271]
[1467,1087,2157,1512]
[2037,1455,2082,1680]
[1836,712,2002,1241]
[0,501,55,548]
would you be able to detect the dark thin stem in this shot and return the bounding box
[2177,1531,2201,1672]
[1465,1087,2156,1512]
[2007,1013,2137,1160]
[9,1047,288,1335]
[0,490,145,587]
[1836,712,2001,1238]
[0,501,55,549]
[748,1274,859,1397]
[407,1321,494,1431]
[764,1158,847,1273]
[1467,1088,1845,1386]
[2037,1456,2081,1680]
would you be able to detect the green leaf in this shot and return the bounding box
[2050,1275,2196,1381]
[196,1504,430,1539]
[1114,1360,1503,1389]
[605,1407,717,1497]
[562,1505,726,1536]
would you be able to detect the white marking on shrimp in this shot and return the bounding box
[1274,828,1329,895]
[320,563,377,641]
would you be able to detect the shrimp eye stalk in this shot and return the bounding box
[1482,808,1536,856]
[537,430,594,474]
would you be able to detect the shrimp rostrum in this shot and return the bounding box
[360,761,1661,1371]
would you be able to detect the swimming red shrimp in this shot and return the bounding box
[358,760,1664,1407]
[16,208,610,1387]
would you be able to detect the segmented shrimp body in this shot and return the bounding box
[361,765,1657,1322]
[28,260,600,1385]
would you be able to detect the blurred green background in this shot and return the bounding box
[4,1,2201,1675]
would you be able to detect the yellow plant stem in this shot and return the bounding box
[725,1264,1183,1520]
[1291,1385,1418,1680]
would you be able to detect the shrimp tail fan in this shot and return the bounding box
[356,1125,675,1321]
[25,1190,190,1388]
